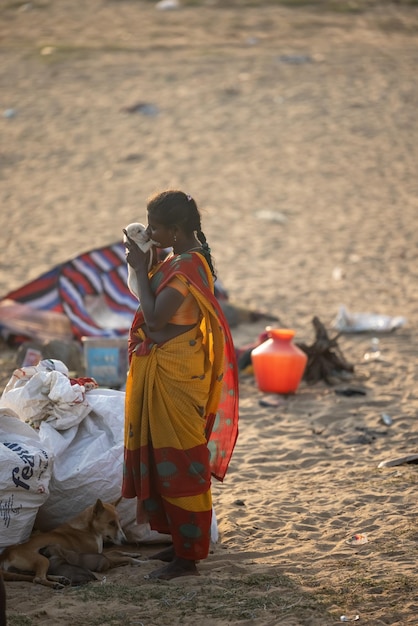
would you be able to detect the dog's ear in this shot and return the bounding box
[93,499,105,515]
[112,496,122,508]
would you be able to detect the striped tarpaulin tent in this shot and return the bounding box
[0,243,136,342]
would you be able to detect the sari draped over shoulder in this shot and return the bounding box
[122,251,239,505]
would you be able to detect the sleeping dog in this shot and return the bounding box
[0,499,144,589]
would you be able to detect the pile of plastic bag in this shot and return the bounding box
[0,359,171,552]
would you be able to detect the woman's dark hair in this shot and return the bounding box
[147,189,216,279]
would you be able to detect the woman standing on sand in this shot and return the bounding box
[122,190,239,580]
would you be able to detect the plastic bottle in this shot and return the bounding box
[251,328,308,394]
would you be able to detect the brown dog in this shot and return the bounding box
[0,498,142,589]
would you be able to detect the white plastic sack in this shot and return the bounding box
[0,409,52,552]
[35,388,125,529]
[0,359,91,430]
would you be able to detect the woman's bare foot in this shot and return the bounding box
[146,557,199,580]
[149,545,175,562]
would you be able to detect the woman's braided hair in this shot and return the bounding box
[146,189,217,279]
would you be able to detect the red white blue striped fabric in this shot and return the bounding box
[2,243,136,340]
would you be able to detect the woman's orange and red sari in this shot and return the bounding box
[122,251,239,560]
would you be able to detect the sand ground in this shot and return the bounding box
[1,1,418,624]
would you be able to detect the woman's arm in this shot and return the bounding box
[124,232,185,331]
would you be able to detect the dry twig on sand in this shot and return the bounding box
[297,317,354,385]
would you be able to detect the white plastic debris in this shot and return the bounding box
[333,305,406,333]
[255,210,287,224]
[156,0,180,9]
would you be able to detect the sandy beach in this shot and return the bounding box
[1,1,418,624]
